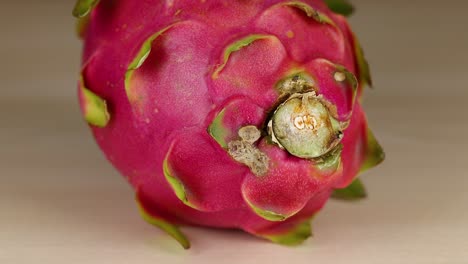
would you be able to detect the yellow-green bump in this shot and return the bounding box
[80,81,110,127]
[73,0,100,18]
[212,34,272,79]
[332,178,367,200]
[335,64,359,109]
[163,148,198,210]
[354,35,373,88]
[316,144,343,173]
[244,195,288,222]
[125,25,174,101]
[261,219,312,246]
[137,199,190,249]
[283,1,336,25]
[76,14,90,39]
[323,0,355,17]
[360,128,385,173]
[208,108,229,148]
[335,64,358,91]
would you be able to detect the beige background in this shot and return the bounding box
[1,1,467,263]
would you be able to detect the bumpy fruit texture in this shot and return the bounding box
[74,0,384,248]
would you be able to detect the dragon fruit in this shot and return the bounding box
[73,0,384,248]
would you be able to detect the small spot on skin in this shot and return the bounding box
[176,54,193,63]
[286,30,295,38]
[334,71,346,82]
[145,118,150,124]
[106,81,115,88]
[154,108,159,113]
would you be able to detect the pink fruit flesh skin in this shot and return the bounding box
[77,0,383,247]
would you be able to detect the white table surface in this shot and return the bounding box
[1,0,467,263]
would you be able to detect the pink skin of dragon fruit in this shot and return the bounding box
[74,0,384,248]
